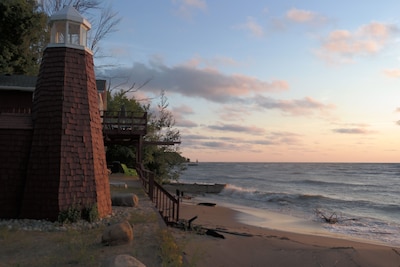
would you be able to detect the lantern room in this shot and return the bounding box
[49,5,91,50]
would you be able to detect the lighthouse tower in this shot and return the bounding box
[21,6,112,220]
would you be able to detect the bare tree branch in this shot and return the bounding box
[89,6,121,55]
[38,0,101,15]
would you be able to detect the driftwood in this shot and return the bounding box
[315,209,338,224]
[198,202,216,207]
[315,209,358,224]
[173,216,253,239]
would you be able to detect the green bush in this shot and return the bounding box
[82,204,99,223]
[58,204,81,223]
[58,203,99,223]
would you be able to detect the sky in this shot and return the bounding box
[94,0,400,163]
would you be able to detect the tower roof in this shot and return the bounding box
[50,5,91,29]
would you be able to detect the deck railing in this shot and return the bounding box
[0,107,31,114]
[102,111,147,136]
[136,164,180,225]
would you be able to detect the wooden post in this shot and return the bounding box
[149,171,154,202]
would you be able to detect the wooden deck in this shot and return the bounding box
[102,111,147,145]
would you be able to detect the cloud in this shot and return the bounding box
[268,131,303,145]
[182,55,241,69]
[317,22,399,63]
[172,0,207,19]
[236,16,264,37]
[208,123,266,135]
[173,104,194,114]
[269,8,327,31]
[332,128,373,134]
[200,141,232,148]
[218,105,252,121]
[172,105,198,127]
[383,68,400,78]
[286,8,326,24]
[253,95,334,116]
[98,60,289,103]
[176,119,198,128]
[180,130,303,154]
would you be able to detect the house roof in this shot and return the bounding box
[0,74,106,92]
[0,74,37,92]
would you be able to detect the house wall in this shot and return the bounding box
[0,115,32,218]
[0,90,32,113]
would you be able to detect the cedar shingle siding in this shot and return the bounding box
[0,47,111,220]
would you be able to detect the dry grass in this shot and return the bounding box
[0,175,185,267]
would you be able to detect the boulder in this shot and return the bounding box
[102,220,133,246]
[111,193,139,207]
[101,254,146,267]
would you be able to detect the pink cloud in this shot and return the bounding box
[173,0,207,19]
[254,95,335,116]
[218,105,252,122]
[286,8,319,23]
[317,22,399,63]
[268,131,303,145]
[237,17,264,37]
[100,61,289,103]
[208,123,266,135]
[176,119,198,128]
[173,104,194,115]
[383,69,400,78]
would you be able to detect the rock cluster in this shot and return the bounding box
[101,220,134,246]
[111,193,139,207]
[101,254,146,267]
[0,206,132,232]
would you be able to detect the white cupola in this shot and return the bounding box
[49,5,91,51]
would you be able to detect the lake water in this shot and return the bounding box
[179,162,400,247]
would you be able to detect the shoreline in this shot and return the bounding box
[221,202,396,247]
[173,199,400,267]
[182,193,400,248]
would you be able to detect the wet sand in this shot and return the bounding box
[172,201,400,267]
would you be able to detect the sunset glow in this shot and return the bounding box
[96,1,400,162]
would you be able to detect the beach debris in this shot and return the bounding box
[205,229,225,239]
[188,216,198,229]
[392,248,400,256]
[314,209,358,224]
[208,227,253,237]
[315,209,338,224]
[173,217,256,239]
[197,202,216,207]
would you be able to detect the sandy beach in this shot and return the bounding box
[171,201,400,267]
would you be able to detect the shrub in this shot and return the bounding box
[58,203,99,223]
[58,204,81,223]
[82,204,99,223]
